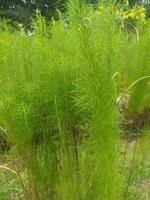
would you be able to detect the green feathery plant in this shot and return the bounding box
[0,1,135,200]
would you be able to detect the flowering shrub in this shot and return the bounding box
[99,4,146,29]
[118,6,146,28]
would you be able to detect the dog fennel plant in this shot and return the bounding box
[0,2,123,200]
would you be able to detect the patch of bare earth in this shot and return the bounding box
[140,179,150,200]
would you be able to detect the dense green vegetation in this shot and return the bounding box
[0,1,149,200]
[0,0,99,26]
[0,0,146,26]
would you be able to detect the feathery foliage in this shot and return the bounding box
[0,1,149,200]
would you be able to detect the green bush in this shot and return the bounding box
[0,1,149,200]
[0,5,122,200]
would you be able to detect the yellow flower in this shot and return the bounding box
[128,11,135,18]
[140,13,145,19]
[140,7,145,12]
[122,12,128,19]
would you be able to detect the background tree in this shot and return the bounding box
[0,0,66,26]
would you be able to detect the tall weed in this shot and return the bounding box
[0,2,138,200]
